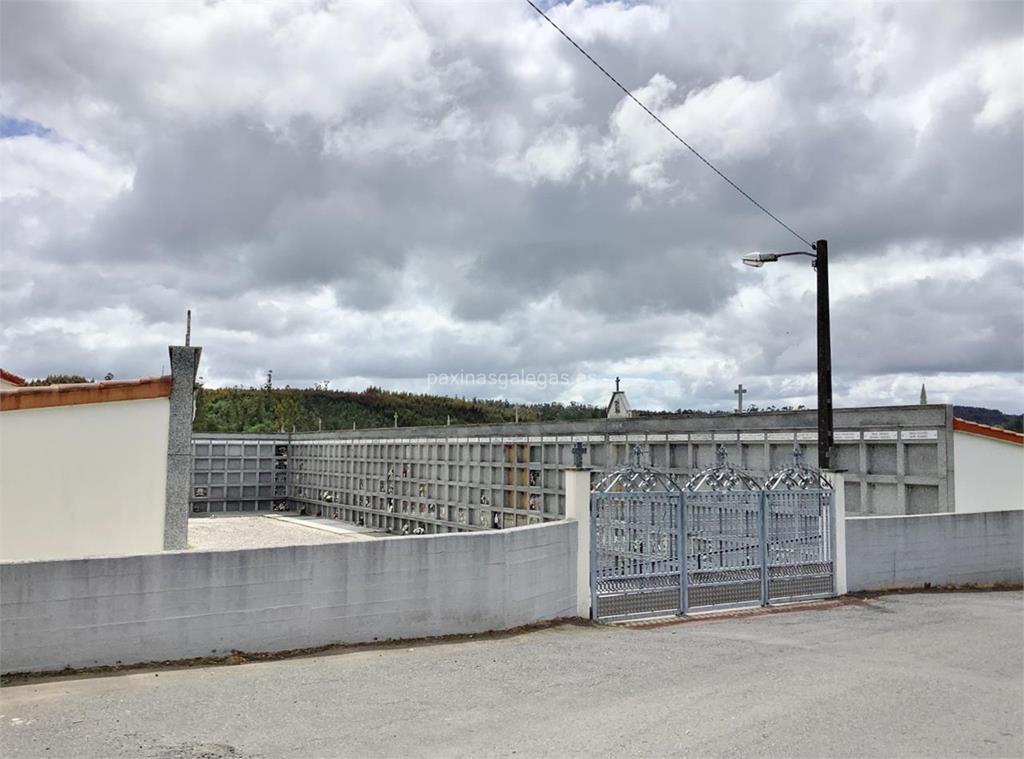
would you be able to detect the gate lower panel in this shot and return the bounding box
[768,562,833,601]
[687,567,762,609]
[594,573,681,620]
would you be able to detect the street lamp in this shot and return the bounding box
[741,251,815,267]
[742,239,833,470]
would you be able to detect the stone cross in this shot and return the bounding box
[734,383,746,412]
[615,376,621,392]
[571,441,587,468]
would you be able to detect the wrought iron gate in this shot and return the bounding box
[683,456,765,612]
[590,459,683,621]
[591,446,835,622]
[763,448,835,603]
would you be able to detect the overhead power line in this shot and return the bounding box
[524,0,813,249]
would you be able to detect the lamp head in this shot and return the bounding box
[742,252,778,268]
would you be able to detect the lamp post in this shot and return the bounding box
[742,239,833,470]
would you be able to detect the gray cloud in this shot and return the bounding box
[1,0,1021,412]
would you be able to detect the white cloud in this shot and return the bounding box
[496,124,584,184]
[0,134,129,207]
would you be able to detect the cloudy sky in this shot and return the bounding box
[2,0,1022,413]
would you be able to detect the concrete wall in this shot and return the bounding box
[0,398,170,561]
[0,521,577,674]
[193,405,957,527]
[953,432,1024,513]
[845,511,1023,592]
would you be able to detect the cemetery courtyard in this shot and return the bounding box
[186,515,387,551]
[2,591,1020,758]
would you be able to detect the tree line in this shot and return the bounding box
[193,384,607,433]
[16,374,1023,433]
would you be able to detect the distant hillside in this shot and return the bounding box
[193,385,605,433]
[953,406,1023,433]
[189,385,1024,435]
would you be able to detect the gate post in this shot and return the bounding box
[824,470,847,595]
[677,492,688,615]
[759,490,769,606]
[564,467,593,618]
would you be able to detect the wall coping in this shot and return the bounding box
[0,519,575,567]
[846,510,1021,521]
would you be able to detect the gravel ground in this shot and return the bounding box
[187,516,382,550]
[2,591,1020,758]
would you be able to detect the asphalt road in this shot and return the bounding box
[2,592,1021,758]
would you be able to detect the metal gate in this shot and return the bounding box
[684,455,765,611]
[590,458,683,621]
[763,448,835,603]
[591,445,835,622]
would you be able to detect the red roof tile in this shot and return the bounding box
[0,368,26,386]
[0,376,172,412]
[953,417,1024,446]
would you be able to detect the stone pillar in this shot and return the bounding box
[564,467,592,619]
[164,345,202,550]
[825,470,847,595]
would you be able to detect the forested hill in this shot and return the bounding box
[953,406,1023,433]
[193,386,606,433]
[192,387,1024,435]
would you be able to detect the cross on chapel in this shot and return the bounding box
[734,383,747,412]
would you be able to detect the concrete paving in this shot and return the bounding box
[1,592,1021,758]
[186,515,385,551]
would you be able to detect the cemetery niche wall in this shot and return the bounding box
[190,405,960,531]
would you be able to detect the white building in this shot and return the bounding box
[0,346,200,561]
[952,418,1024,513]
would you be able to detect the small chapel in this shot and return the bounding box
[606,377,633,419]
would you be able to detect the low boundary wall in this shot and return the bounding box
[1,521,577,674]
[846,510,1023,592]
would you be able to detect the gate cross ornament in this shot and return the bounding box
[571,441,587,468]
[715,444,728,466]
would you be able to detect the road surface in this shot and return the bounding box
[2,592,1020,758]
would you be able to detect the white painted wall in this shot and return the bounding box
[846,511,1022,591]
[0,398,170,560]
[563,468,592,618]
[953,432,1024,513]
[825,471,847,596]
